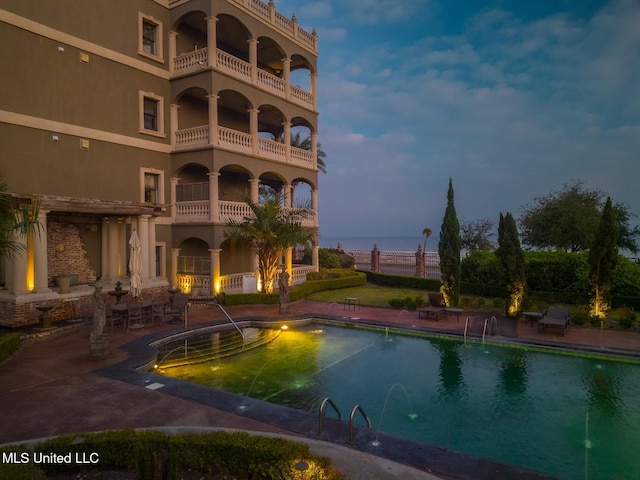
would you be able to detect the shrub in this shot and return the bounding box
[388,295,425,310]
[0,333,20,363]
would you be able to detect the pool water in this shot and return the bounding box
[158,324,640,480]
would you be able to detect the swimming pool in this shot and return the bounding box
[156,322,640,480]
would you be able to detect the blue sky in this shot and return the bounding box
[278,0,640,238]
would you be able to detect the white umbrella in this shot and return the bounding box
[128,229,142,298]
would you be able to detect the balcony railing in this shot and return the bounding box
[173,48,313,109]
[175,125,316,169]
[175,199,316,226]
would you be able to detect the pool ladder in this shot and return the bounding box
[318,397,372,445]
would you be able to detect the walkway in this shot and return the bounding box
[1,299,638,480]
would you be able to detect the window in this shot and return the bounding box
[143,97,158,131]
[140,168,165,204]
[138,91,165,137]
[144,173,160,203]
[138,13,163,61]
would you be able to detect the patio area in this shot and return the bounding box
[1,299,638,479]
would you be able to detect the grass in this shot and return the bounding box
[307,284,426,308]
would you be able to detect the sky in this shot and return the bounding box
[274,0,640,240]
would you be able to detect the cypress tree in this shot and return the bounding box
[496,212,526,317]
[588,197,618,318]
[438,178,461,306]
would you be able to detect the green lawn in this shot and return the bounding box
[306,284,428,308]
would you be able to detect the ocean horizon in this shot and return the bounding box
[319,235,439,252]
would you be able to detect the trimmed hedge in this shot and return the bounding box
[361,270,441,291]
[0,430,344,480]
[0,332,20,364]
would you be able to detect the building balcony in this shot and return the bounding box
[174,125,315,169]
[175,199,317,227]
[172,48,314,110]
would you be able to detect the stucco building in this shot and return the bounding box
[0,0,320,327]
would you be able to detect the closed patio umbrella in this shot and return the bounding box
[128,229,142,299]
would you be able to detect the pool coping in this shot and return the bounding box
[91,314,597,480]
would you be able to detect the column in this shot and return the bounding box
[118,218,127,277]
[101,217,109,280]
[138,215,150,280]
[9,231,28,294]
[311,131,318,170]
[171,177,179,222]
[148,216,157,278]
[248,108,259,155]
[210,248,221,294]
[169,30,177,75]
[171,248,180,289]
[415,245,425,277]
[282,122,291,162]
[371,244,380,273]
[282,57,291,99]
[312,244,319,272]
[311,189,318,226]
[249,178,260,203]
[33,209,49,293]
[208,172,220,222]
[311,73,318,111]
[248,38,258,84]
[108,218,119,282]
[283,184,292,208]
[207,94,219,146]
[170,103,179,149]
[206,16,217,68]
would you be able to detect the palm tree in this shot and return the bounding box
[224,195,315,293]
[422,227,432,251]
[289,132,327,174]
[0,176,40,258]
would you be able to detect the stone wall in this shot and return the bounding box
[48,222,97,285]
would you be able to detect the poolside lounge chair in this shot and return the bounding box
[538,306,570,336]
[418,292,447,320]
[167,293,190,324]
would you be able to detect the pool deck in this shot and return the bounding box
[2,299,639,480]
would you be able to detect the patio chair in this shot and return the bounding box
[538,306,570,336]
[126,302,144,331]
[418,292,447,320]
[151,300,165,324]
[168,293,190,324]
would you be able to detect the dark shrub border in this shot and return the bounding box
[0,332,20,364]
[0,430,344,480]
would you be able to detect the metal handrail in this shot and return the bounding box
[348,404,372,445]
[216,304,244,339]
[318,397,342,436]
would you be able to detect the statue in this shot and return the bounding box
[90,285,109,357]
[278,266,290,314]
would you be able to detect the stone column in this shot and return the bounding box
[207,94,219,146]
[283,184,292,208]
[8,231,28,294]
[148,216,157,278]
[118,218,127,278]
[249,178,260,203]
[170,177,179,222]
[169,30,177,75]
[208,172,220,223]
[285,247,293,285]
[248,38,258,85]
[311,189,318,226]
[170,103,179,149]
[415,245,425,277]
[210,248,221,294]
[311,131,318,170]
[282,122,291,163]
[138,215,150,280]
[282,57,291,99]
[108,218,119,282]
[312,244,319,271]
[206,16,217,68]
[33,209,49,293]
[171,247,180,289]
[101,217,109,280]
[248,108,259,155]
[311,72,318,111]
[371,244,380,273]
